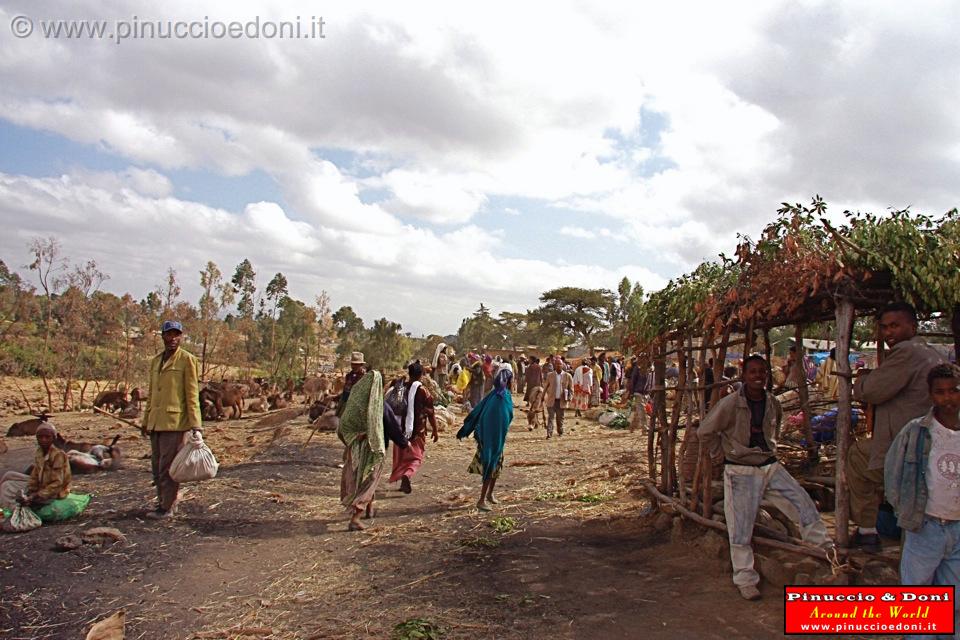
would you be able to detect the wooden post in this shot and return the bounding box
[745,317,757,353]
[702,326,731,518]
[664,339,685,495]
[834,297,855,548]
[698,332,709,419]
[952,305,960,364]
[650,341,667,487]
[794,325,817,462]
[763,328,773,390]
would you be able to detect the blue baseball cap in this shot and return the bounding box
[161,320,183,334]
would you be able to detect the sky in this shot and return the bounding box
[1,1,959,336]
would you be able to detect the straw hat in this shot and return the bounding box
[350,351,365,364]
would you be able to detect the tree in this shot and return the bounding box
[161,267,181,314]
[332,305,365,364]
[499,311,532,351]
[27,237,67,409]
[531,287,615,350]
[272,296,318,379]
[363,317,411,371]
[612,277,645,348]
[197,261,235,378]
[260,272,288,363]
[49,259,108,410]
[0,259,33,346]
[231,258,257,319]
[457,304,504,351]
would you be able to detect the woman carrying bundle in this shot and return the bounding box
[338,370,408,531]
[457,365,514,511]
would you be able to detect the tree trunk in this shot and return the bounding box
[201,333,209,381]
[833,297,855,548]
[41,375,53,412]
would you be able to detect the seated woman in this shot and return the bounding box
[0,423,72,510]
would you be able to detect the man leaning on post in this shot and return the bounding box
[142,320,202,520]
[698,355,834,601]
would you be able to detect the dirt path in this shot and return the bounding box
[1,405,865,639]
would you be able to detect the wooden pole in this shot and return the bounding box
[745,317,757,353]
[952,305,960,364]
[649,341,666,487]
[834,297,855,548]
[763,328,773,390]
[702,326,731,518]
[794,324,817,462]
[664,339,685,495]
[698,332,709,419]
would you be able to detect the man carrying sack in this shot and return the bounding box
[142,320,203,520]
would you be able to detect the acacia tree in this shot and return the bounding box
[531,287,615,351]
[499,311,532,351]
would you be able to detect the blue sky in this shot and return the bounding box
[2,1,959,334]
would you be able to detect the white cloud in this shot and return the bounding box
[2,0,960,332]
[0,170,660,333]
[559,226,595,240]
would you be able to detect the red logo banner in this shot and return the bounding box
[785,586,955,635]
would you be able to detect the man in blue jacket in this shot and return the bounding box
[885,363,960,635]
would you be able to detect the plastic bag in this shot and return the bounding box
[34,493,91,522]
[169,430,219,483]
[2,499,42,533]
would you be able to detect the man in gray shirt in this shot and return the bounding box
[848,302,943,552]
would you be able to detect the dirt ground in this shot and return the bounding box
[1,393,888,640]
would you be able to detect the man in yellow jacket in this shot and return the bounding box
[142,320,202,519]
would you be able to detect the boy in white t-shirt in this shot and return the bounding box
[885,363,960,637]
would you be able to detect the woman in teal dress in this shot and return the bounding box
[457,365,514,511]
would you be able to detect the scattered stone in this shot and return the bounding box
[694,530,728,560]
[82,527,126,545]
[653,512,674,532]
[859,560,899,585]
[54,534,84,551]
[670,516,685,543]
[814,571,850,586]
[757,553,794,588]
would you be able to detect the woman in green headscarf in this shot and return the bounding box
[337,370,388,531]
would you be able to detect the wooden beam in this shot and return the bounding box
[643,481,834,562]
